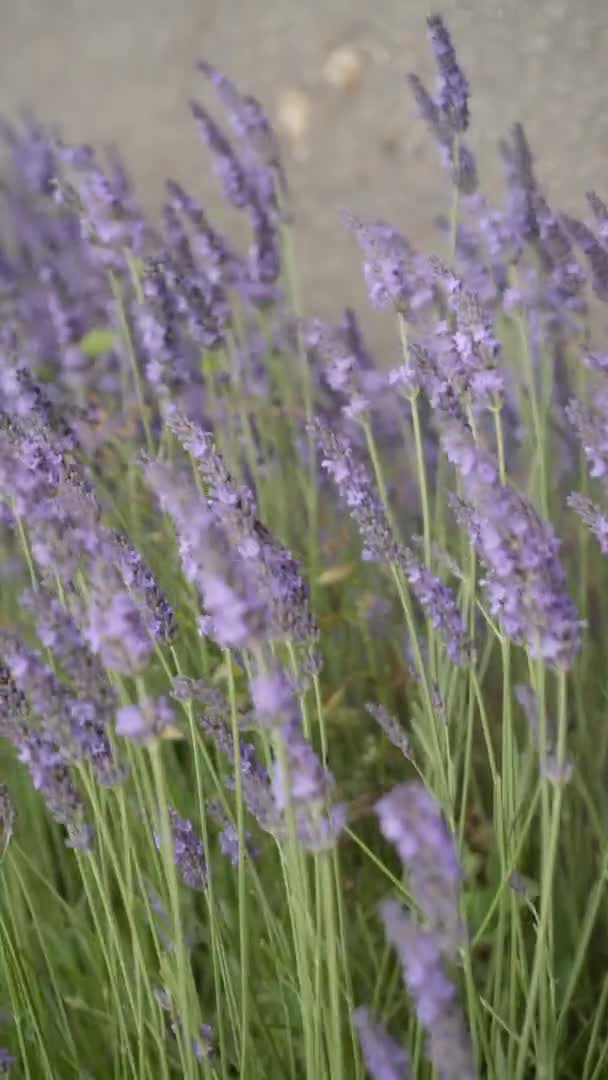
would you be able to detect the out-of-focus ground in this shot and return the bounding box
[2,1,607,350]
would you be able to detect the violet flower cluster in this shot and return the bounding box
[380,901,476,1080]
[166,413,318,656]
[441,419,582,667]
[312,417,470,665]
[116,696,176,742]
[154,807,208,892]
[0,375,174,676]
[0,659,95,849]
[171,676,276,835]
[373,782,476,1080]
[376,782,463,953]
[352,1006,411,1080]
[407,16,476,195]
[250,663,347,851]
[567,351,608,557]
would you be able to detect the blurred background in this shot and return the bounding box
[1,0,607,351]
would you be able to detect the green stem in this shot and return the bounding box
[514,669,568,1079]
[226,649,250,1078]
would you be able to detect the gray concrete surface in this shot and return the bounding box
[1,1,608,342]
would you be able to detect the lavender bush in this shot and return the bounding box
[0,15,607,1079]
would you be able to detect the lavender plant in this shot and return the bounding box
[0,14,607,1080]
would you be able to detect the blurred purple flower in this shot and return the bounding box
[190,101,253,210]
[116,696,175,742]
[381,901,476,1080]
[167,414,318,650]
[0,665,94,847]
[252,663,346,851]
[207,799,257,864]
[197,60,283,188]
[442,419,582,667]
[376,782,463,954]
[500,123,541,248]
[21,589,124,784]
[568,493,608,553]
[0,1047,15,1075]
[83,562,156,675]
[365,703,412,761]
[312,419,469,664]
[155,807,207,891]
[343,213,434,316]
[426,15,470,135]
[566,397,608,480]
[352,1006,411,1080]
[562,214,608,302]
[586,190,608,243]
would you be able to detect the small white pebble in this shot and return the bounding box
[276,88,312,142]
[323,45,364,92]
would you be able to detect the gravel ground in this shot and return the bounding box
[2,1,608,347]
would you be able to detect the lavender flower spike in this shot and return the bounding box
[312,419,469,665]
[381,902,476,1080]
[365,703,411,761]
[197,60,283,180]
[343,213,434,315]
[353,1006,411,1080]
[376,781,463,954]
[116,696,176,743]
[190,101,252,210]
[426,15,470,134]
[0,1048,15,1075]
[442,419,582,668]
[252,663,347,851]
[155,808,207,891]
[568,493,608,554]
[167,413,318,650]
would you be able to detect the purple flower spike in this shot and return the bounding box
[568,493,608,554]
[116,696,175,742]
[190,101,252,210]
[207,799,257,865]
[172,677,275,832]
[165,179,234,281]
[407,74,450,150]
[312,419,469,665]
[0,661,94,846]
[562,214,608,302]
[442,419,582,668]
[166,415,318,652]
[343,213,434,316]
[500,123,541,247]
[426,16,470,134]
[376,782,463,954]
[353,1006,411,1080]
[84,562,155,675]
[365,703,412,761]
[155,807,207,891]
[252,663,346,851]
[381,902,476,1080]
[0,1047,16,1075]
[586,191,608,243]
[197,60,283,184]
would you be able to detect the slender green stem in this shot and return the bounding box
[226,649,250,1078]
[514,669,568,1079]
